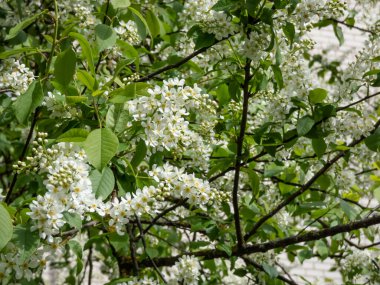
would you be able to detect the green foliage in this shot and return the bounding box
[0,204,13,251]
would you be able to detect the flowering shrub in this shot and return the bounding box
[0,0,379,284]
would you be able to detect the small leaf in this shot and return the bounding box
[95,24,117,51]
[333,23,344,45]
[90,167,115,200]
[271,65,284,89]
[12,224,40,261]
[63,212,82,229]
[365,128,380,152]
[297,116,314,136]
[5,10,47,40]
[84,128,119,170]
[374,187,380,202]
[13,80,44,124]
[111,0,131,9]
[282,21,295,45]
[131,140,147,169]
[57,128,89,142]
[109,83,150,103]
[216,243,232,256]
[212,0,240,11]
[241,168,260,195]
[54,48,76,85]
[246,0,261,16]
[340,200,358,220]
[308,88,328,104]
[312,138,327,158]
[0,204,13,251]
[69,32,95,74]
[316,240,329,259]
[262,263,278,278]
[77,70,96,91]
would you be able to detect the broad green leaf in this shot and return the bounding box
[111,0,130,9]
[90,167,115,200]
[66,96,87,104]
[262,263,278,279]
[146,9,161,38]
[68,240,83,275]
[77,70,96,91]
[212,0,240,11]
[84,128,119,170]
[5,10,47,40]
[131,140,147,169]
[128,7,152,41]
[0,47,42,59]
[69,32,95,74]
[271,65,284,89]
[308,88,328,104]
[316,240,329,259]
[216,243,232,256]
[246,0,261,16]
[297,116,314,136]
[12,224,40,261]
[365,128,380,152]
[283,21,295,45]
[363,69,380,77]
[95,24,117,51]
[0,204,13,251]
[13,80,44,124]
[333,23,344,45]
[57,128,89,142]
[146,247,159,258]
[106,104,129,133]
[63,212,82,229]
[312,138,327,158]
[54,48,76,85]
[340,200,358,220]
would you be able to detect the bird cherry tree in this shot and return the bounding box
[0,0,379,284]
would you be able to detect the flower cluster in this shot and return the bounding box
[163,255,201,285]
[149,163,221,209]
[43,90,81,119]
[127,78,218,170]
[114,20,140,45]
[16,133,104,242]
[0,59,34,98]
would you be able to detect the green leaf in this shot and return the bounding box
[316,240,329,259]
[312,138,327,158]
[0,204,13,251]
[90,167,115,200]
[0,47,42,59]
[241,168,260,195]
[308,88,328,104]
[340,200,358,220]
[365,128,380,152]
[111,0,130,9]
[212,0,240,11]
[146,9,161,38]
[84,128,119,170]
[282,21,295,45]
[69,32,95,74]
[363,69,380,77]
[5,10,47,40]
[95,24,117,52]
[68,240,83,275]
[246,0,261,17]
[271,65,284,89]
[262,263,278,278]
[333,23,344,46]
[297,116,314,136]
[12,224,40,261]
[216,243,232,256]
[13,80,44,124]
[128,7,152,41]
[54,48,76,86]
[109,83,150,103]
[63,212,82,229]
[260,7,273,26]
[77,70,96,91]
[57,128,89,142]
[146,247,159,258]
[374,187,380,202]
[131,140,147,169]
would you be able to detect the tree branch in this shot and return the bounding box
[244,118,380,240]
[119,214,380,269]
[232,59,251,249]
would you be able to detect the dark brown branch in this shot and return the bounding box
[243,257,299,285]
[232,59,251,249]
[5,108,40,203]
[119,214,380,269]
[244,119,380,240]
[135,38,227,82]
[127,224,139,276]
[337,91,380,111]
